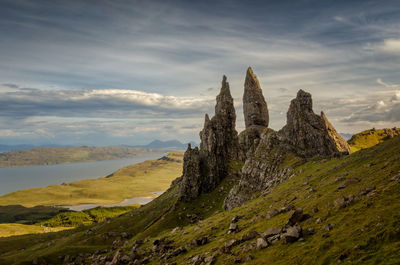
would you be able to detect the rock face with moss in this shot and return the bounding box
[224,128,296,210]
[281,90,351,157]
[179,76,240,201]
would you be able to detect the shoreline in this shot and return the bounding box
[59,191,165,211]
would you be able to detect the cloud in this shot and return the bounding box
[378,39,400,54]
[377,78,400,89]
[0,87,214,119]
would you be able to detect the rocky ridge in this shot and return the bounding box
[180,68,352,208]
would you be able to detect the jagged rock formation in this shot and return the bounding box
[178,145,202,201]
[243,67,269,128]
[281,90,351,157]
[224,89,352,210]
[179,76,240,201]
[180,69,351,207]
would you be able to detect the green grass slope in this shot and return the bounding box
[348,127,400,152]
[0,151,183,207]
[0,138,399,264]
[0,146,158,168]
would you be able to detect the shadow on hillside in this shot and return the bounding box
[0,205,70,224]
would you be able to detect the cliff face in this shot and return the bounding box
[179,69,351,207]
[281,90,351,157]
[179,76,240,201]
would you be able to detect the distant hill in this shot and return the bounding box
[348,127,400,152]
[340,133,353,140]
[0,144,71,153]
[0,146,159,168]
[135,139,197,150]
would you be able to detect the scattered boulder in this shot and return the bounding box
[358,186,376,196]
[282,225,302,243]
[334,195,354,208]
[256,238,268,249]
[240,231,259,242]
[287,208,303,225]
[266,208,279,219]
[192,236,209,246]
[261,227,281,239]
[228,222,239,234]
[337,178,359,190]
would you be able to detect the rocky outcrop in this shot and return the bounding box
[178,145,202,201]
[224,89,351,209]
[243,67,269,128]
[180,70,350,208]
[223,129,295,210]
[179,76,240,201]
[281,90,351,157]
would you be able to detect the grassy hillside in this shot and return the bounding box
[38,206,138,227]
[0,224,72,238]
[0,145,159,168]
[0,137,399,264]
[0,151,183,207]
[348,127,400,152]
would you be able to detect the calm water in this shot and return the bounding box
[0,153,164,196]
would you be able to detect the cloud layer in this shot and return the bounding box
[0,0,399,145]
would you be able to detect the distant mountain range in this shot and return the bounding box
[134,140,198,150]
[340,133,353,140]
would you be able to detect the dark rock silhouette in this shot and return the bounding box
[179,76,240,201]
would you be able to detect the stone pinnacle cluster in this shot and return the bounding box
[179,76,240,202]
[178,67,351,206]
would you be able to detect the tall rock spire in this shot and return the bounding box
[179,75,240,201]
[243,67,269,128]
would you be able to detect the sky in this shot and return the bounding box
[0,0,399,146]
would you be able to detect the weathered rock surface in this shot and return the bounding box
[223,129,295,210]
[243,67,269,128]
[239,125,269,159]
[179,76,240,201]
[178,145,202,201]
[281,89,351,157]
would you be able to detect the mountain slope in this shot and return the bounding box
[0,136,399,264]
